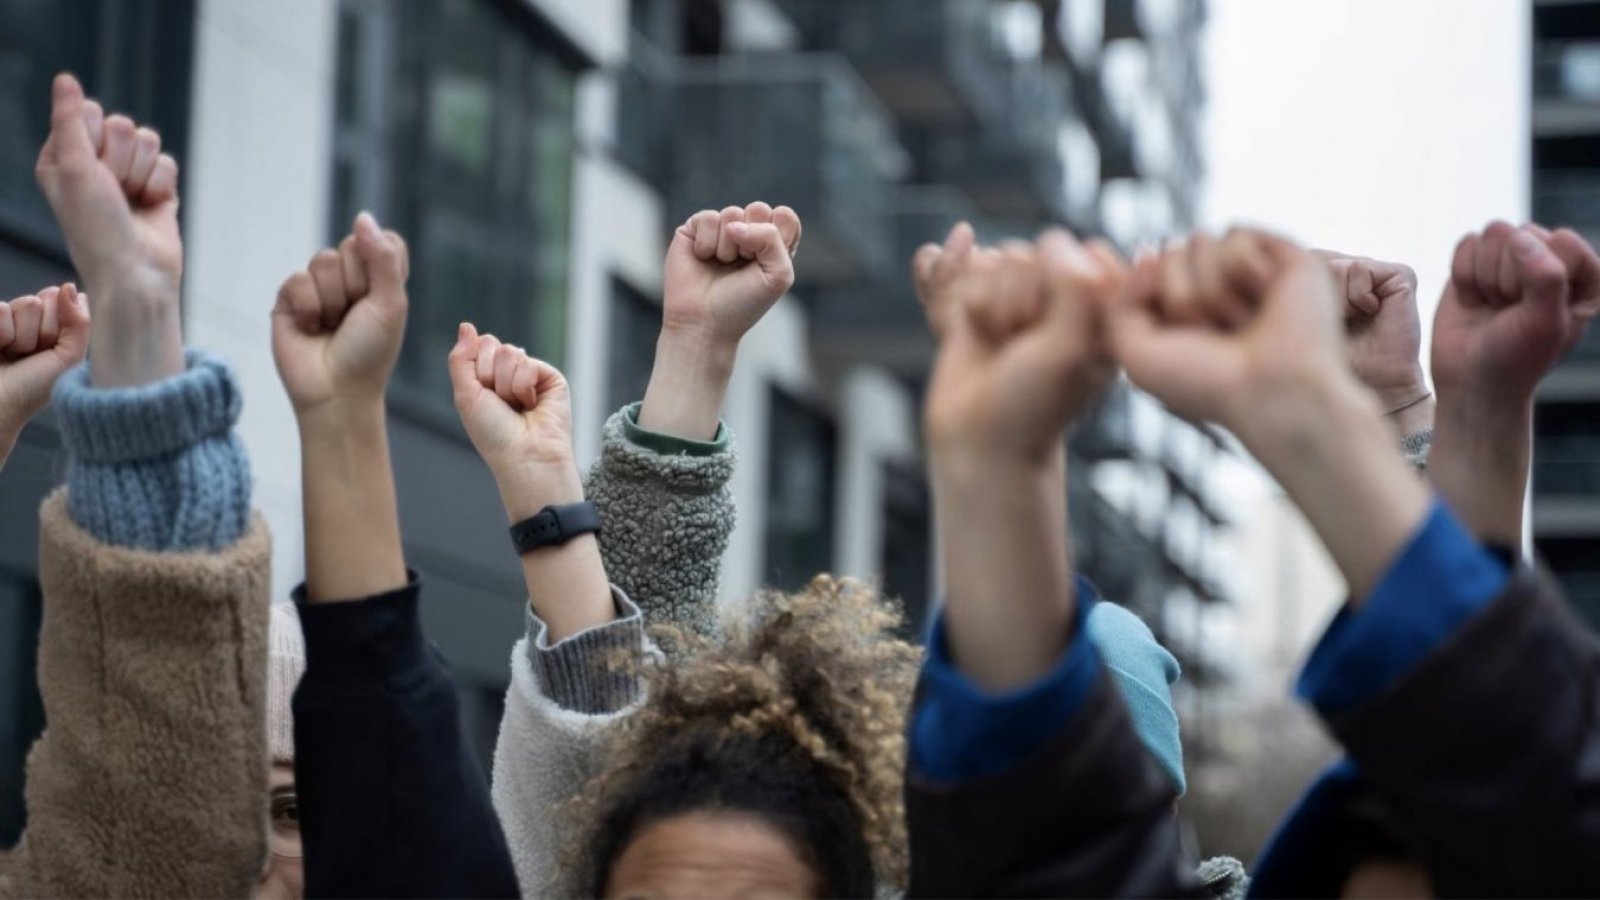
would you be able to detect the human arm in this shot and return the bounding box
[906,229,1198,897]
[1428,222,1600,547]
[274,213,517,898]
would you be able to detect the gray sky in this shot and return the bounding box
[1202,0,1529,348]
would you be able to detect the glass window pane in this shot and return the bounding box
[765,387,837,591]
[331,0,577,411]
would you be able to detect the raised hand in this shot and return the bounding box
[0,285,91,469]
[922,230,1123,466]
[923,228,1123,692]
[1107,229,1429,598]
[1316,252,1430,415]
[661,202,801,345]
[448,327,613,641]
[1432,222,1599,405]
[34,73,182,387]
[271,212,409,419]
[639,202,802,440]
[448,326,580,517]
[1428,221,1600,546]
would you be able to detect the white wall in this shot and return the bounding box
[835,367,920,582]
[186,0,341,599]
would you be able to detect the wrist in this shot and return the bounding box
[87,288,185,388]
[637,329,736,441]
[495,459,585,523]
[296,399,387,447]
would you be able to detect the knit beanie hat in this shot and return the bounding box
[1087,602,1186,794]
[268,602,306,765]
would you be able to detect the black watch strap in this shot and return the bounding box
[509,501,602,555]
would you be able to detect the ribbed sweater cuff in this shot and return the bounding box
[525,587,645,714]
[53,351,252,552]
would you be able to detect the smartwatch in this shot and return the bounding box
[509,501,602,555]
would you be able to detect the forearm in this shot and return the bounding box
[637,329,735,441]
[1428,398,1529,548]
[1386,392,1434,445]
[1246,375,1432,601]
[298,402,407,602]
[495,462,614,643]
[0,428,15,473]
[932,448,1074,692]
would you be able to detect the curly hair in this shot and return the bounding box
[566,575,922,897]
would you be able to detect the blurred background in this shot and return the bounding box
[0,0,1586,866]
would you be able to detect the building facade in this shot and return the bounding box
[0,0,1223,843]
[1532,0,1600,630]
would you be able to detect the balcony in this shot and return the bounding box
[779,0,1010,127]
[1079,67,1139,180]
[914,62,1074,221]
[808,185,980,374]
[643,54,910,286]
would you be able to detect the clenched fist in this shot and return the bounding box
[0,285,91,466]
[662,202,801,348]
[1107,229,1347,443]
[449,325,581,517]
[272,212,409,417]
[34,73,183,387]
[922,228,1123,466]
[1316,251,1427,411]
[1432,221,1600,406]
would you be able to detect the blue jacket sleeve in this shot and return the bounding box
[51,351,251,551]
[910,577,1103,783]
[1297,501,1509,715]
[292,576,519,899]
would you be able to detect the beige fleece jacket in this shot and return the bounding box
[0,490,271,898]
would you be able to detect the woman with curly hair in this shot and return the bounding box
[454,204,927,896]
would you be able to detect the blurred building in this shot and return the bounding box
[0,0,1224,841]
[1532,0,1600,631]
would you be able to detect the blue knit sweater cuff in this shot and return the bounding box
[52,350,252,552]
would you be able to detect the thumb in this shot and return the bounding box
[448,322,483,408]
[44,73,96,166]
[50,283,91,367]
[724,222,795,293]
[353,212,408,301]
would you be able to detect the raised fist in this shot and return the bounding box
[661,202,801,349]
[272,212,409,416]
[448,325,581,517]
[34,73,183,387]
[1107,229,1346,441]
[0,284,91,448]
[1431,221,1600,406]
[1316,251,1427,411]
[922,228,1123,465]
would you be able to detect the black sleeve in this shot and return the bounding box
[1327,566,1600,897]
[905,673,1201,898]
[292,577,520,899]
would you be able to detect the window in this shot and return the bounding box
[764,387,837,591]
[0,576,43,849]
[1535,537,1600,633]
[880,459,931,637]
[332,0,579,411]
[0,0,194,265]
[606,278,660,415]
[1535,401,1600,496]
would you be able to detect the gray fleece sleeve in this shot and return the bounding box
[581,402,735,639]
